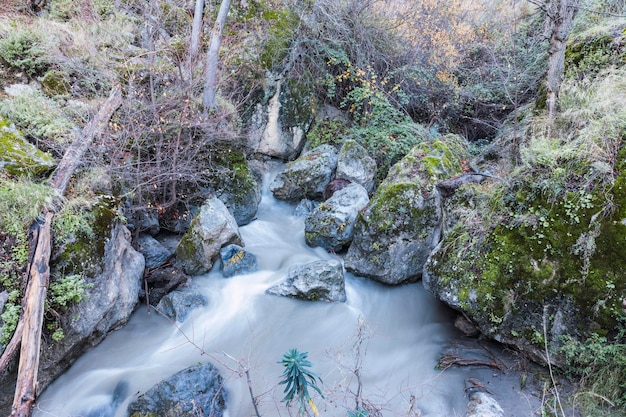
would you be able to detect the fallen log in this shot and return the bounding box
[8,85,122,417]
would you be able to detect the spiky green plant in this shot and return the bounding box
[278,348,323,415]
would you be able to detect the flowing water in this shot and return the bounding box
[34,173,469,417]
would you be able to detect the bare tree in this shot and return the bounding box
[189,0,205,63]
[203,0,232,111]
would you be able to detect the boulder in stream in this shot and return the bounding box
[127,362,227,417]
[466,391,505,417]
[156,290,208,323]
[345,135,469,284]
[220,244,258,277]
[305,182,369,251]
[270,144,338,202]
[175,197,242,276]
[266,259,346,302]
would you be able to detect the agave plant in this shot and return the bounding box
[278,348,324,415]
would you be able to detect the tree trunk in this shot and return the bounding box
[543,0,580,118]
[189,0,205,63]
[9,85,122,417]
[202,0,232,111]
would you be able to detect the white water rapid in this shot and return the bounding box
[34,172,469,417]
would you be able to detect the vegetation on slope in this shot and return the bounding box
[0,0,625,415]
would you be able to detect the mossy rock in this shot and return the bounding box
[204,142,260,226]
[51,195,120,278]
[425,144,626,361]
[0,116,56,176]
[345,135,469,284]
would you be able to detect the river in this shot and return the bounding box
[34,172,469,417]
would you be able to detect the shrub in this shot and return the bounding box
[0,27,51,77]
[561,329,626,415]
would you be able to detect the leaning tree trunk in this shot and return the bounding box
[202,0,232,111]
[9,85,122,417]
[544,0,580,118]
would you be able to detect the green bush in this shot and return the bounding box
[561,330,626,414]
[0,28,50,77]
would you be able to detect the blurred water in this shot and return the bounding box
[34,172,467,417]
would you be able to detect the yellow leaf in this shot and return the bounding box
[308,398,319,416]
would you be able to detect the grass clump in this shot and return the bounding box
[0,88,75,146]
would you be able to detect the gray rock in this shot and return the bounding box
[127,362,227,417]
[266,259,346,302]
[250,76,314,160]
[305,183,369,251]
[345,136,468,285]
[294,199,319,217]
[141,263,189,306]
[270,144,338,201]
[133,208,160,236]
[156,290,208,323]
[136,234,172,269]
[216,172,261,227]
[39,223,144,394]
[466,391,504,417]
[220,244,258,277]
[175,197,242,276]
[336,139,377,193]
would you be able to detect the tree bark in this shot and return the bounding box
[189,0,205,63]
[202,0,232,110]
[9,85,122,417]
[543,0,580,118]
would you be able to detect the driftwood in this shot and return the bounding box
[6,85,122,417]
[439,353,504,371]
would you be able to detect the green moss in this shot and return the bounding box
[51,195,119,277]
[279,77,315,128]
[565,23,626,79]
[0,116,56,176]
[260,8,300,70]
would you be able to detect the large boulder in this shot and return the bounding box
[175,197,242,276]
[127,362,227,417]
[336,139,377,193]
[423,142,626,365]
[270,144,338,201]
[266,259,346,302]
[345,135,469,284]
[250,76,314,161]
[0,116,56,176]
[0,220,146,415]
[305,182,369,251]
